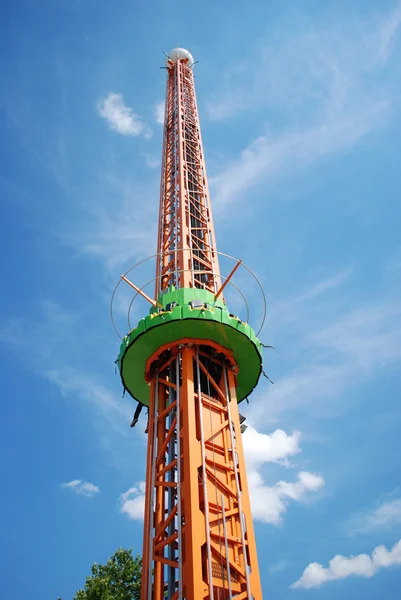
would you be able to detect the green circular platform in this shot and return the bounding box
[117,288,263,406]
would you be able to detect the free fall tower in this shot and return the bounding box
[113,48,265,600]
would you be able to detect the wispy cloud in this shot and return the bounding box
[61,479,100,497]
[243,426,323,524]
[347,497,401,536]
[268,559,289,575]
[98,93,152,138]
[0,300,81,359]
[208,6,400,122]
[297,269,353,302]
[119,482,146,520]
[273,302,401,416]
[292,538,401,589]
[208,7,400,208]
[248,270,401,423]
[211,106,388,209]
[0,301,131,439]
[379,3,401,62]
[62,172,158,273]
[154,101,165,125]
[248,470,324,525]
[46,367,131,435]
[307,303,401,367]
[264,268,353,332]
[386,245,401,271]
[144,153,160,169]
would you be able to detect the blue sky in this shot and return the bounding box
[1,0,401,598]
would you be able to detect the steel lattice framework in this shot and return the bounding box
[156,53,219,296]
[116,48,263,600]
[141,341,262,600]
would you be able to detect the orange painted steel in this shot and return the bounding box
[141,342,262,600]
[155,55,220,297]
[120,275,162,308]
[141,54,262,600]
[214,260,242,302]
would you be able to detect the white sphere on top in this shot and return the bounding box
[166,48,194,68]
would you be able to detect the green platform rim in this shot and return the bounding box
[117,287,263,407]
[119,318,262,407]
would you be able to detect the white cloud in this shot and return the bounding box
[247,272,401,424]
[242,425,323,524]
[208,7,399,123]
[98,93,152,138]
[63,172,158,273]
[386,245,401,272]
[0,303,132,442]
[61,479,100,497]
[292,538,401,589]
[46,367,131,434]
[154,101,165,125]
[119,482,146,520]
[208,9,399,209]
[348,498,401,535]
[268,559,289,575]
[379,3,401,62]
[297,268,353,302]
[248,470,324,525]
[243,426,301,468]
[0,300,77,352]
[306,303,401,370]
[264,268,353,329]
[0,297,150,474]
[211,106,387,209]
[144,153,160,169]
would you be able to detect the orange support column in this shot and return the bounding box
[116,48,264,600]
[180,347,206,599]
[140,341,262,599]
[227,370,263,599]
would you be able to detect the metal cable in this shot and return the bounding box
[206,357,225,599]
[175,355,183,600]
[147,370,159,600]
[223,369,252,599]
[195,348,214,600]
[126,268,249,335]
[110,248,266,339]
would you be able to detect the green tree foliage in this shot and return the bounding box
[72,548,142,600]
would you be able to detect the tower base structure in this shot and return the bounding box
[141,341,262,600]
[117,289,263,599]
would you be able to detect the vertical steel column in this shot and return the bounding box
[155,57,221,296]
[176,353,183,600]
[141,342,262,599]
[223,368,251,599]
[147,371,159,600]
[221,495,233,600]
[140,48,262,600]
[167,363,177,598]
[195,348,215,600]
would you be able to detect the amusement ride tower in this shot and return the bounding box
[113,48,264,600]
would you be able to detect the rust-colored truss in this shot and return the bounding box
[141,341,262,600]
[140,56,262,600]
[156,58,220,296]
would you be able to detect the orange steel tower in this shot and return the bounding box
[116,48,263,600]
